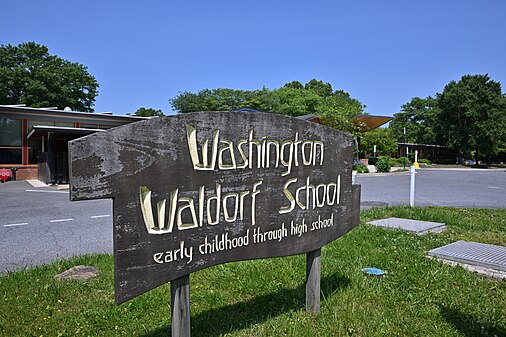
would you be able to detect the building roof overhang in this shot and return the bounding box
[294,113,392,132]
[354,115,393,132]
[296,114,321,123]
[0,105,148,124]
[27,125,104,139]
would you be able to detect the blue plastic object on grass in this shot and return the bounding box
[361,268,386,276]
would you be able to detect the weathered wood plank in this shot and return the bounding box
[306,249,321,314]
[69,111,361,304]
[352,184,361,227]
[171,274,191,337]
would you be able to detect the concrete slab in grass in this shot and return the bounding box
[428,241,506,279]
[367,217,446,235]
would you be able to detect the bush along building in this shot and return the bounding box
[0,105,146,184]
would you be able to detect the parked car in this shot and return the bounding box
[461,159,482,166]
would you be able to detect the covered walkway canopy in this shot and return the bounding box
[27,125,104,139]
[27,125,106,184]
[295,114,393,132]
[354,115,393,132]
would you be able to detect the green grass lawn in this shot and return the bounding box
[1,206,505,336]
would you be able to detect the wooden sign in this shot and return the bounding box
[69,111,360,304]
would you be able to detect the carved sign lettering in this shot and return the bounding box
[69,111,360,304]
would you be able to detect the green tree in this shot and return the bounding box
[0,42,99,111]
[304,79,333,98]
[131,107,164,117]
[437,74,506,162]
[271,86,323,117]
[389,96,440,144]
[169,79,364,133]
[360,128,397,157]
[170,88,261,113]
[316,90,365,134]
[283,80,304,90]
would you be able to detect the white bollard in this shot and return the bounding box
[413,150,420,168]
[410,166,416,207]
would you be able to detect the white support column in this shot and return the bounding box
[410,166,416,207]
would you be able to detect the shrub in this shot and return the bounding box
[407,152,416,162]
[357,165,369,173]
[375,156,391,173]
[397,156,411,167]
[405,157,413,165]
[418,158,431,164]
[353,163,369,173]
[388,157,410,167]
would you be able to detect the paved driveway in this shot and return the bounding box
[0,168,504,274]
[0,181,112,274]
[357,168,506,209]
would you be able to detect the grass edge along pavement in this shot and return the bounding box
[0,206,505,337]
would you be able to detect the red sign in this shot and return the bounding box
[0,168,12,182]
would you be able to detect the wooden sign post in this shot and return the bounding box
[171,275,190,336]
[69,111,360,336]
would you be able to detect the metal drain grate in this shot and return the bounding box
[366,217,446,235]
[428,241,506,272]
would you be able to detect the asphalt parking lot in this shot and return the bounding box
[0,181,113,274]
[0,168,504,274]
[357,168,506,209]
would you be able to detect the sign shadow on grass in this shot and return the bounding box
[439,305,506,337]
[142,272,350,337]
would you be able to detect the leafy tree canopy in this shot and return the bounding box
[130,107,165,117]
[316,90,365,133]
[304,79,334,98]
[436,74,506,160]
[0,42,99,112]
[360,127,397,157]
[169,79,365,132]
[283,80,304,90]
[389,96,440,145]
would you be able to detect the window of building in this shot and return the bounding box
[0,118,22,146]
[28,120,55,130]
[0,148,22,164]
[0,118,22,164]
[98,124,115,129]
[55,121,75,128]
[80,123,99,129]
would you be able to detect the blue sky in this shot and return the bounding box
[1,1,505,116]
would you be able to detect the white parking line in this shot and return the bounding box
[3,223,28,227]
[488,186,500,189]
[25,189,68,194]
[49,218,74,223]
[90,215,111,219]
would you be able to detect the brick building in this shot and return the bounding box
[0,105,146,183]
